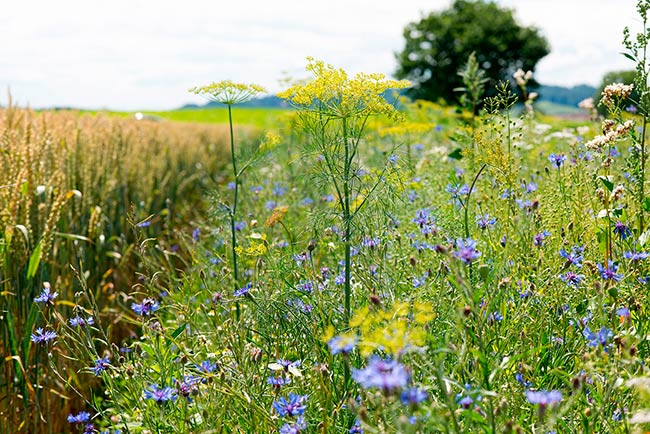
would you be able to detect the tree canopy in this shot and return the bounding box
[395,0,550,103]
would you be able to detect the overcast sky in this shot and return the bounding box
[0,0,638,110]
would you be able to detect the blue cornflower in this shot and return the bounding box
[516,198,533,210]
[279,416,307,434]
[412,275,427,288]
[227,181,236,190]
[388,154,399,165]
[273,183,287,197]
[192,228,200,242]
[274,359,302,373]
[267,376,291,388]
[487,311,503,323]
[265,200,277,211]
[234,221,246,231]
[31,328,57,344]
[273,393,308,417]
[559,271,584,287]
[613,221,632,239]
[457,395,474,409]
[446,183,470,207]
[522,182,538,193]
[293,252,308,266]
[548,153,567,168]
[624,250,650,262]
[533,230,551,247]
[435,125,443,132]
[68,412,91,424]
[352,356,409,393]
[597,261,623,282]
[476,214,497,230]
[34,283,58,305]
[515,373,532,388]
[197,360,218,373]
[69,315,94,328]
[400,387,428,406]
[413,143,425,152]
[90,356,111,376]
[584,326,612,350]
[296,281,314,293]
[525,390,562,406]
[250,185,262,194]
[144,384,177,403]
[287,298,313,313]
[334,273,345,285]
[349,419,364,433]
[617,307,631,319]
[234,282,252,297]
[453,238,481,264]
[136,220,151,228]
[361,236,380,249]
[300,197,314,206]
[327,335,357,355]
[131,298,160,316]
[559,245,584,267]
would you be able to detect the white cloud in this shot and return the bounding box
[0,0,639,109]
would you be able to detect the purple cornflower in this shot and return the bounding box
[617,307,631,319]
[400,387,428,406]
[327,335,357,355]
[613,221,632,239]
[265,200,277,211]
[597,261,623,282]
[548,153,567,168]
[176,375,201,400]
[334,273,346,285]
[293,252,308,266]
[192,228,200,242]
[453,238,481,264]
[352,356,409,394]
[267,376,291,388]
[457,395,474,409]
[526,390,562,406]
[584,326,612,350]
[144,384,177,403]
[624,250,650,262]
[272,393,308,417]
[279,416,307,434]
[68,412,91,424]
[90,356,111,376]
[234,221,246,231]
[287,298,313,313]
[227,181,236,190]
[446,183,470,207]
[476,214,497,229]
[131,298,160,316]
[349,419,364,434]
[522,182,538,193]
[234,282,252,297]
[30,328,57,344]
[296,281,314,293]
[533,230,551,247]
[361,236,380,249]
[559,271,584,287]
[250,185,262,194]
[559,245,584,267]
[69,315,94,328]
[34,283,58,305]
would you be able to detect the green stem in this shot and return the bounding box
[228,104,240,320]
[343,117,352,325]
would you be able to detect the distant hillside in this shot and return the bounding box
[180,95,288,109]
[536,84,596,107]
[179,84,598,111]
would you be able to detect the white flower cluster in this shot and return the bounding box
[585,119,634,150]
[601,83,634,108]
[513,68,533,86]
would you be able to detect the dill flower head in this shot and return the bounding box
[278,57,410,120]
[189,80,266,105]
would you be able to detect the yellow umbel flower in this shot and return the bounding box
[189,80,266,105]
[278,57,410,121]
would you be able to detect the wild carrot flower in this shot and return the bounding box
[352,356,409,393]
[272,393,308,417]
[144,384,177,403]
[31,328,57,344]
[131,298,160,316]
[453,238,481,264]
[34,282,57,305]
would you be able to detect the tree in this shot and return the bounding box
[395,0,550,104]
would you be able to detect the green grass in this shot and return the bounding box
[139,107,291,128]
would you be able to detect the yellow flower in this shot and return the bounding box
[278,58,410,121]
[189,80,266,105]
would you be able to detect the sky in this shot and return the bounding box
[0,0,639,110]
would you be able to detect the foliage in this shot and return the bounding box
[395,0,549,104]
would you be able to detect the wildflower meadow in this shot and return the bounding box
[6,2,650,433]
